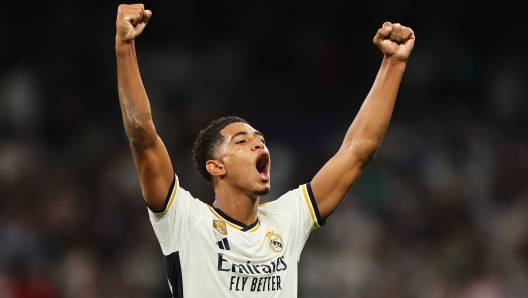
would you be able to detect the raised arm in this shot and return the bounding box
[115,4,173,210]
[311,22,415,220]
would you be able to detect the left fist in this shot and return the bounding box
[373,22,415,61]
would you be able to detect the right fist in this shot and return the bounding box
[115,4,152,44]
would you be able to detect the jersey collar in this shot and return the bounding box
[209,205,260,232]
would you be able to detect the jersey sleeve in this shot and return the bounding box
[297,183,325,230]
[147,174,204,256]
[266,182,325,257]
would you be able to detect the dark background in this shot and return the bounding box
[1,1,527,297]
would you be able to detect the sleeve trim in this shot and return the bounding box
[301,183,325,228]
[148,174,178,215]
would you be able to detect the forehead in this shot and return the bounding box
[220,122,257,139]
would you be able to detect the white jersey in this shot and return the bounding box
[148,174,325,298]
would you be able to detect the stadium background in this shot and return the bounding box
[1,1,527,297]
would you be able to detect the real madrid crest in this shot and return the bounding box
[213,220,228,235]
[266,230,284,252]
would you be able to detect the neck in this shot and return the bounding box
[212,184,259,226]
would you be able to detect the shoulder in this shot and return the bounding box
[260,184,312,208]
[149,175,209,219]
[259,183,324,228]
[258,185,304,216]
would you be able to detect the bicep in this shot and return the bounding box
[130,135,174,210]
[310,149,365,220]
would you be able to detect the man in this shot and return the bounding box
[115,4,414,297]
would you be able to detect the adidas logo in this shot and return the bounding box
[216,238,230,250]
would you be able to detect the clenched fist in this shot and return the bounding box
[373,22,415,61]
[116,4,152,44]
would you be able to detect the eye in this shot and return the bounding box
[236,139,246,144]
[260,139,266,144]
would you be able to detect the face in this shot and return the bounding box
[212,122,271,197]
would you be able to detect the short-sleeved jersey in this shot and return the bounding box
[148,174,325,297]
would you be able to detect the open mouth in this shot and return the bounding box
[255,152,270,181]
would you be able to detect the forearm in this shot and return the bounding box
[342,56,406,161]
[113,4,174,209]
[311,23,413,220]
[116,41,156,147]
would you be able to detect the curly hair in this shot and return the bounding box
[192,116,249,183]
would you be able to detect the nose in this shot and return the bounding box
[253,139,264,150]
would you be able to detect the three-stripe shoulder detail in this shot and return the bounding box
[149,174,179,215]
[301,183,325,228]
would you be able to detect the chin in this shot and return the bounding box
[254,186,270,196]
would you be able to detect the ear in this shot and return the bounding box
[206,159,226,178]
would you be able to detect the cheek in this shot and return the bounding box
[227,147,241,157]
[226,152,253,174]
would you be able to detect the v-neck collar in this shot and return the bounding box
[209,205,260,232]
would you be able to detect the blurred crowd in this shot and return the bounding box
[1,1,527,297]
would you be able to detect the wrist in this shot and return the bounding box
[383,55,408,64]
[381,56,408,70]
[115,39,135,55]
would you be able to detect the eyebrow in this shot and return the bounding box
[230,130,265,142]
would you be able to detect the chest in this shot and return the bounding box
[186,213,296,264]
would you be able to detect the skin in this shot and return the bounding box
[116,4,174,209]
[115,4,415,225]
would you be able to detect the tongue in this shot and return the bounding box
[258,170,269,181]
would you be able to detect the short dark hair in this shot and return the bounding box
[192,116,249,183]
